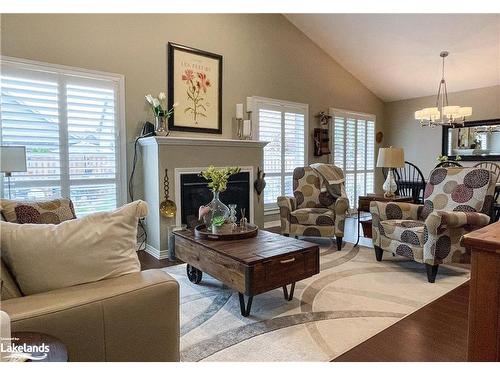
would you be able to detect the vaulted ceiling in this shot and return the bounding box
[285,14,500,102]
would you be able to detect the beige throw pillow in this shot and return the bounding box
[1,200,148,295]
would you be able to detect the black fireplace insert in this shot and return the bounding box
[180,171,250,228]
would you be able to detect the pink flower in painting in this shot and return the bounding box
[182,69,194,83]
[196,72,211,93]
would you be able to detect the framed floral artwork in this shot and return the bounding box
[168,42,223,134]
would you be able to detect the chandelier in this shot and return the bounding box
[415,51,472,127]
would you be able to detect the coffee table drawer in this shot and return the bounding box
[266,253,305,283]
[249,249,318,295]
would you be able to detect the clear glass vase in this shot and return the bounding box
[209,191,230,233]
[155,115,168,136]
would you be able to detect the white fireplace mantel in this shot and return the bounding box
[139,135,267,260]
[139,136,268,148]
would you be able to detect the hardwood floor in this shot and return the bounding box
[138,250,181,270]
[333,281,469,361]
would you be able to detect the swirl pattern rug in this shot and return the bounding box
[163,239,469,361]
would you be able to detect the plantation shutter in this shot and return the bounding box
[253,98,308,210]
[331,109,375,210]
[1,58,124,216]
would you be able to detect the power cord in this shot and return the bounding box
[129,122,154,251]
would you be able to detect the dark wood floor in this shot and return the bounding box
[138,250,181,270]
[334,281,469,361]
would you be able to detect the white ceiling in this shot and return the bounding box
[285,14,500,102]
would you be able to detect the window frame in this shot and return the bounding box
[251,96,309,213]
[0,56,127,211]
[329,107,376,211]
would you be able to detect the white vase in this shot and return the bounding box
[383,168,397,198]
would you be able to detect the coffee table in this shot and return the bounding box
[173,229,319,316]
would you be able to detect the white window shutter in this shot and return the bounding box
[331,109,376,210]
[1,59,124,216]
[255,98,308,209]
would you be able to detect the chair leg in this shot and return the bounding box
[374,246,384,261]
[336,236,343,251]
[425,264,439,283]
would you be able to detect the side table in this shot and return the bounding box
[353,194,413,247]
[10,332,68,362]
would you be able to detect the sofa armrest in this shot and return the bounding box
[277,196,296,234]
[369,201,422,221]
[2,270,179,362]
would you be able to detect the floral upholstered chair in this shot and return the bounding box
[370,167,496,282]
[277,166,349,251]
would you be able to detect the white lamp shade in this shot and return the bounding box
[458,107,472,117]
[443,106,460,117]
[1,146,27,173]
[377,147,405,168]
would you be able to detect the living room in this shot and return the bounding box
[1,0,499,370]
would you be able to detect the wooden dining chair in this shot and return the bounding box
[382,161,426,204]
[474,161,500,222]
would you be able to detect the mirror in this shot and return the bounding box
[442,118,500,161]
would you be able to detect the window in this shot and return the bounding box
[0,57,125,216]
[331,108,375,210]
[252,97,308,210]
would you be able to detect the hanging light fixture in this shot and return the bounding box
[415,51,472,128]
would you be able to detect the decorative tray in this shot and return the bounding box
[194,223,258,241]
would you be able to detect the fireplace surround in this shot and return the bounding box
[139,136,267,259]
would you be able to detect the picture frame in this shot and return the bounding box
[167,42,223,134]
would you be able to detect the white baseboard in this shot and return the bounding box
[145,243,170,260]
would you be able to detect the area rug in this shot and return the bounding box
[163,239,469,362]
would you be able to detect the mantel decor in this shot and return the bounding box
[415,51,472,128]
[167,42,222,134]
[199,166,241,232]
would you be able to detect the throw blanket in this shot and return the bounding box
[310,163,346,199]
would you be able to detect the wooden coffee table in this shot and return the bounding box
[173,229,319,316]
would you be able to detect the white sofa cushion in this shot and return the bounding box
[1,201,147,295]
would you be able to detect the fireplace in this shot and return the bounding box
[175,167,253,228]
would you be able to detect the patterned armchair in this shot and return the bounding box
[371,167,496,282]
[277,166,349,251]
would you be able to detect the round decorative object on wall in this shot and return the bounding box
[376,131,384,144]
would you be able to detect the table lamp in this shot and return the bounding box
[377,146,404,198]
[1,146,27,199]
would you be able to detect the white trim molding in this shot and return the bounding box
[144,244,170,260]
[0,55,127,210]
[138,136,268,148]
[249,96,309,211]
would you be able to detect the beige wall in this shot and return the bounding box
[384,85,500,177]
[0,13,386,202]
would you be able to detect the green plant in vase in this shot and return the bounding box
[200,166,241,232]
